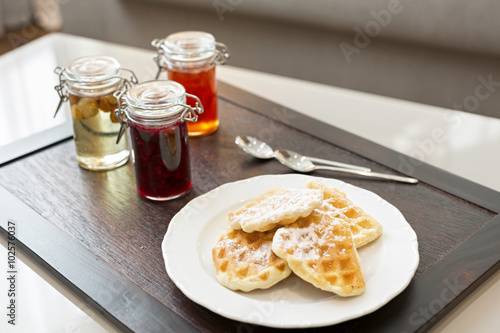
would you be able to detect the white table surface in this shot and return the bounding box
[0,33,499,333]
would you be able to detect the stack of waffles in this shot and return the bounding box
[212,180,383,297]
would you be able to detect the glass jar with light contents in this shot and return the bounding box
[54,56,137,171]
[114,80,203,201]
[152,31,230,137]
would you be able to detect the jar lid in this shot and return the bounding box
[124,80,186,118]
[114,80,202,141]
[64,56,121,83]
[159,31,217,62]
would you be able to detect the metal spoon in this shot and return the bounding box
[274,149,418,184]
[235,135,371,172]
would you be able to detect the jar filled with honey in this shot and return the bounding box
[114,80,203,201]
[54,56,137,170]
[152,31,230,137]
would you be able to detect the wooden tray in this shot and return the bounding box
[1,82,499,332]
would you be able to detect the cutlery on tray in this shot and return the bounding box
[274,149,418,184]
[235,135,418,184]
[235,135,370,171]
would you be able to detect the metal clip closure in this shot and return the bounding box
[53,67,68,118]
[113,76,139,144]
[153,54,166,80]
[151,38,164,50]
[113,88,130,144]
[119,68,139,86]
[152,38,166,79]
[181,93,204,122]
[213,42,230,65]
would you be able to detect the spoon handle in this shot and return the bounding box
[306,156,371,172]
[314,165,418,184]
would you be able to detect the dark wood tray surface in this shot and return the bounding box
[1,82,499,332]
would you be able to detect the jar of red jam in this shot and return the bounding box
[152,31,230,137]
[114,80,203,201]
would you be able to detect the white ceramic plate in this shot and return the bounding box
[162,174,419,328]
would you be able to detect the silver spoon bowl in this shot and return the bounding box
[235,135,371,171]
[235,135,274,159]
[274,149,418,184]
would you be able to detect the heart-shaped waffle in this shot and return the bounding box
[272,211,365,297]
[307,180,382,248]
[212,228,291,292]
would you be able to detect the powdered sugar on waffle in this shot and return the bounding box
[273,218,347,261]
[321,201,361,224]
[217,236,273,269]
[228,188,324,232]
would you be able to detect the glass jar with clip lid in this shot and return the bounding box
[114,80,203,201]
[54,56,138,170]
[152,31,230,137]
